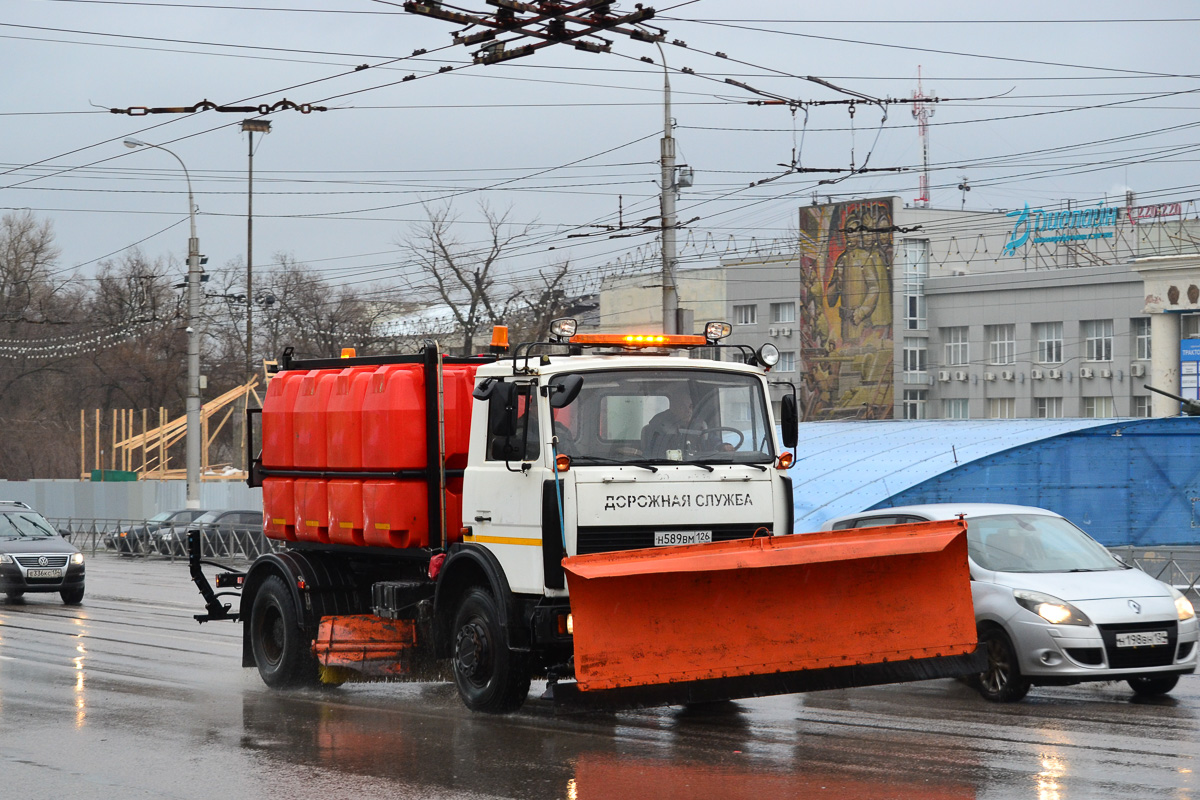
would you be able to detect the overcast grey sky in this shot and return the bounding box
[4,1,1200,296]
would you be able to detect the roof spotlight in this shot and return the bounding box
[549,318,578,341]
[757,343,781,368]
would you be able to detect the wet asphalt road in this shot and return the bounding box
[0,556,1196,800]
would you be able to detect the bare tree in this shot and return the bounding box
[399,202,542,355]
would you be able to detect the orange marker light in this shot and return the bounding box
[340,347,356,359]
[555,454,572,472]
[570,333,707,347]
[490,325,509,350]
[775,452,795,470]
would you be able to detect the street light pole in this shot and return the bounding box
[655,40,678,335]
[240,119,271,381]
[124,138,202,509]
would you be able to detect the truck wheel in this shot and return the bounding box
[977,627,1030,703]
[452,588,530,713]
[250,575,318,688]
[1127,675,1179,696]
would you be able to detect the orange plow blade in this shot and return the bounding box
[555,520,982,708]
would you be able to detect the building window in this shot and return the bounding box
[988,398,1015,419]
[1035,397,1063,419]
[777,351,796,372]
[1083,396,1114,418]
[734,304,757,326]
[903,337,927,372]
[987,324,1016,365]
[1133,317,1151,360]
[943,326,969,367]
[770,302,796,324]
[903,239,929,331]
[903,389,927,419]
[1034,322,1063,364]
[1184,314,1200,338]
[1133,396,1151,417]
[942,398,969,419]
[727,350,746,364]
[1083,319,1113,362]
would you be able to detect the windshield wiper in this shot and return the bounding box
[570,456,658,473]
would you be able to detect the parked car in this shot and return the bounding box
[157,509,264,558]
[114,509,207,556]
[0,500,86,605]
[821,503,1198,702]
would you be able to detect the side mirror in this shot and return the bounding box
[549,374,584,409]
[780,394,798,449]
[487,381,519,437]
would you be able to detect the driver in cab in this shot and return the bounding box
[641,385,696,459]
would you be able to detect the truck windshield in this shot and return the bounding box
[549,368,775,465]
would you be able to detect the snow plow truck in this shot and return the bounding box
[189,319,983,712]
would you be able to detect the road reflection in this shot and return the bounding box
[241,691,976,800]
[72,617,87,728]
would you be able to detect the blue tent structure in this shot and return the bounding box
[790,417,1200,547]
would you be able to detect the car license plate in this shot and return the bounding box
[1115,630,1168,648]
[654,530,713,547]
[27,568,62,579]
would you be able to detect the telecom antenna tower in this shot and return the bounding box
[911,68,936,208]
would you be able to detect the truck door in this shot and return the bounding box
[462,380,549,595]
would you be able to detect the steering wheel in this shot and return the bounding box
[690,426,745,453]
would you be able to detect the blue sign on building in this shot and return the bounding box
[1180,339,1200,401]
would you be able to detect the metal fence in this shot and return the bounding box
[1109,546,1200,598]
[49,517,283,562]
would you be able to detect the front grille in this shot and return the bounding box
[1098,620,1178,669]
[15,554,69,568]
[576,523,770,555]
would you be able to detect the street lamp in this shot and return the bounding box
[239,119,271,384]
[124,137,202,509]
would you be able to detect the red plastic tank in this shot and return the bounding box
[327,368,372,470]
[443,366,479,469]
[262,478,296,541]
[294,478,330,543]
[327,480,365,546]
[261,370,304,469]
[363,480,427,549]
[361,365,425,469]
[294,371,340,468]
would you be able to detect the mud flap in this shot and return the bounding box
[558,520,981,708]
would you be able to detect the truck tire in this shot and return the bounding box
[250,575,319,688]
[451,588,530,713]
[977,627,1030,703]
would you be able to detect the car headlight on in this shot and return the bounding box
[1170,587,1196,621]
[1014,589,1092,626]
[0,553,12,564]
[70,553,84,565]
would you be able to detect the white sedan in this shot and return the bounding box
[821,503,1198,702]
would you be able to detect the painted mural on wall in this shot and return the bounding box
[799,198,895,420]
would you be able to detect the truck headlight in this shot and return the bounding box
[71,553,84,565]
[1014,589,1091,626]
[0,553,12,564]
[1170,587,1196,621]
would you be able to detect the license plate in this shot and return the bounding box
[26,568,62,579]
[654,530,713,547]
[1115,630,1168,648]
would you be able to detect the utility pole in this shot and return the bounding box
[657,42,678,335]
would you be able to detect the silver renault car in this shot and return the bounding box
[822,503,1197,702]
